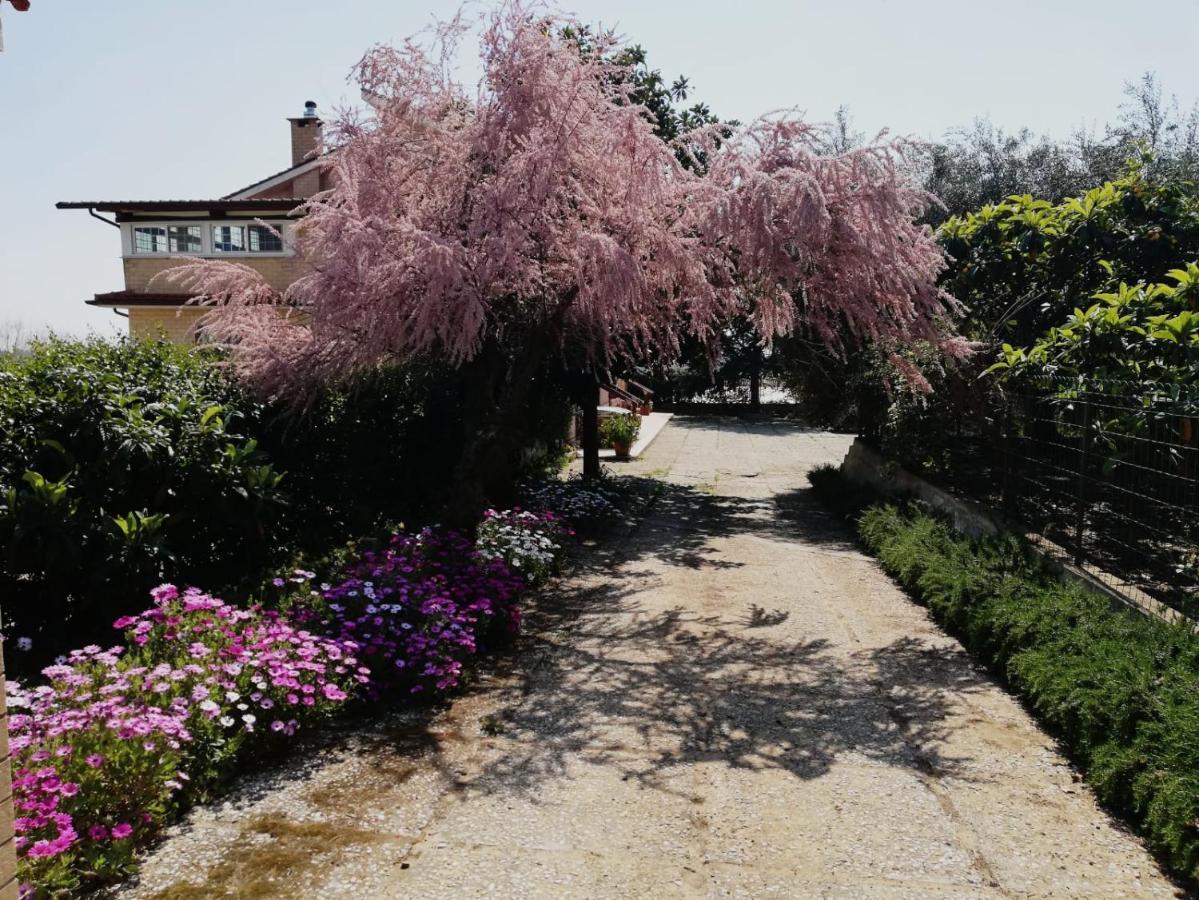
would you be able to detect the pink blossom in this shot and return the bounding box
[163,2,955,399]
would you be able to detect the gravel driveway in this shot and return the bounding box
[117,416,1180,898]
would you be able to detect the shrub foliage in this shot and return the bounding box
[0,339,283,657]
[0,339,568,668]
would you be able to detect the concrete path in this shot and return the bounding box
[121,417,1179,899]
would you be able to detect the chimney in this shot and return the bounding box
[288,100,323,167]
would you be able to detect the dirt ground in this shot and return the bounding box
[116,417,1181,899]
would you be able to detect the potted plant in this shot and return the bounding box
[601,414,641,459]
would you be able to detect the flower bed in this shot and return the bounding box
[293,528,526,698]
[476,509,573,583]
[5,481,621,896]
[8,584,364,896]
[522,475,621,527]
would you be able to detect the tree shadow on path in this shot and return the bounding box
[451,476,994,802]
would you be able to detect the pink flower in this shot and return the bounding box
[110,823,133,840]
[150,584,179,604]
[322,683,347,701]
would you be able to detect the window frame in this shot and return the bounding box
[130,224,204,255]
[123,220,292,258]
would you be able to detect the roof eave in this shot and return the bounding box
[57,200,304,214]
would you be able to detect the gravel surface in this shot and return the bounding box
[113,417,1181,899]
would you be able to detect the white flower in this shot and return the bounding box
[15,637,32,651]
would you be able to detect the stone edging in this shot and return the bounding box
[839,437,1186,626]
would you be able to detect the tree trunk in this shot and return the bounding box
[581,383,600,480]
[444,339,550,528]
[749,347,762,410]
[442,295,581,526]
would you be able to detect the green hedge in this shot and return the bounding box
[810,468,1199,884]
[0,339,571,672]
[0,339,286,661]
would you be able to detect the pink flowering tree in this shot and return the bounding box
[166,3,959,521]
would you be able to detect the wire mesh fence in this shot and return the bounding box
[931,377,1199,615]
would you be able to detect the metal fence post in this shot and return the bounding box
[0,614,17,900]
[1074,395,1093,566]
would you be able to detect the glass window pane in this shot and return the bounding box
[168,225,202,253]
[212,225,246,253]
[247,224,283,253]
[133,226,167,254]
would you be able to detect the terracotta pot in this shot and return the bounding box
[612,440,632,459]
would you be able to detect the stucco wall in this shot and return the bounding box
[127,307,207,343]
[123,256,307,294]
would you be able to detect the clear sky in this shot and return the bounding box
[1,0,1197,336]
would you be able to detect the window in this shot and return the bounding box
[133,225,202,254]
[211,225,246,253]
[127,222,289,257]
[213,224,285,253]
[248,224,283,253]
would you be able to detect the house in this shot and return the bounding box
[58,102,329,342]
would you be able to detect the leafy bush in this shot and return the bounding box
[827,166,1199,477]
[0,338,284,663]
[988,261,1199,385]
[477,508,573,583]
[0,341,574,670]
[831,479,1199,885]
[600,414,640,448]
[940,164,1199,351]
[806,463,876,517]
[256,363,471,550]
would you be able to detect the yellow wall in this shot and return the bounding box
[123,256,308,294]
[127,307,207,343]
